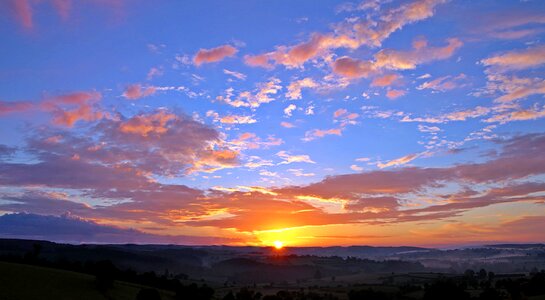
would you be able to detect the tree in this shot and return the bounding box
[136,288,162,300]
[94,260,117,292]
[479,287,503,300]
[314,269,322,280]
[478,268,487,280]
[423,281,470,300]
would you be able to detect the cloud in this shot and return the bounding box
[302,128,343,141]
[481,45,545,72]
[243,54,273,69]
[285,78,319,100]
[0,100,33,115]
[42,91,104,127]
[219,114,257,124]
[350,164,364,171]
[244,0,447,69]
[469,10,545,41]
[276,151,316,165]
[417,73,466,92]
[401,106,492,123]
[386,89,406,99]
[280,121,295,128]
[244,34,359,69]
[123,84,157,100]
[377,153,422,168]
[147,67,163,80]
[485,105,545,124]
[288,168,315,177]
[332,37,462,81]
[0,91,103,127]
[6,0,123,30]
[374,38,463,70]
[332,56,374,78]
[118,110,176,136]
[2,134,545,238]
[223,69,247,80]
[10,109,237,177]
[10,0,33,29]
[484,74,545,103]
[333,108,348,118]
[371,74,400,87]
[283,104,297,117]
[228,132,283,150]
[218,78,282,109]
[193,45,238,66]
[0,213,238,245]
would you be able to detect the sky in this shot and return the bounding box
[0,0,544,248]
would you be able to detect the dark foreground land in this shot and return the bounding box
[1,239,545,299]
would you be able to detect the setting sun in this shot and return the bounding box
[273,241,284,249]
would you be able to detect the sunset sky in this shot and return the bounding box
[1,0,545,247]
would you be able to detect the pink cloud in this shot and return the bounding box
[1,91,103,127]
[417,74,466,92]
[119,111,176,136]
[43,92,103,127]
[193,45,238,66]
[303,128,343,141]
[481,45,545,72]
[0,100,33,115]
[7,0,124,29]
[123,84,157,100]
[244,0,446,69]
[244,54,273,69]
[52,0,71,20]
[386,89,406,99]
[332,56,373,78]
[1,133,545,237]
[10,0,33,29]
[371,74,400,87]
[280,121,295,128]
[375,38,463,70]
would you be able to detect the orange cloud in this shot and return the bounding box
[118,111,176,136]
[193,45,238,66]
[1,91,103,127]
[43,91,103,127]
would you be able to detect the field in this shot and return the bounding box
[0,261,174,300]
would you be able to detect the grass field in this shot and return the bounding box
[0,261,175,300]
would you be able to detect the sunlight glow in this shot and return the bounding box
[273,240,284,249]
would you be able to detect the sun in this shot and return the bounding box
[273,240,284,250]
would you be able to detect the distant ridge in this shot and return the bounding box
[484,243,545,249]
